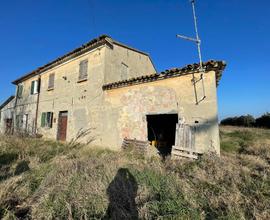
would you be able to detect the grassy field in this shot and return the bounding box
[0,126,269,219]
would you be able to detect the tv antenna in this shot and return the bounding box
[177,0,203,71]
[176,0,206,104]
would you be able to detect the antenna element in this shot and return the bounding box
[176,0,204,71]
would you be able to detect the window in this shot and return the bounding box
[16,114,23,129]
[17,84,23,98]
[120,62,129,80]
[30,80,40,95]
[48,73,55,90]
[78,60,88,81]
[41,112,53,128]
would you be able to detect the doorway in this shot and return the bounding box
[147,114,178,157]
[57,111,68,141]
[5,118,13,134]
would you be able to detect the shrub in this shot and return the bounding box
[256,112,270,128]
[221,115,255,127]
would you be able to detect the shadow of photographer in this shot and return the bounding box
[103,168,138,220]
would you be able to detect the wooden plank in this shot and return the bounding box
[172,146,203,154]
[172,150,198,159]
[122,138,150,152]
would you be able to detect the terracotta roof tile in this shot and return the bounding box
[102,60,226,90]
[12,35,152,85]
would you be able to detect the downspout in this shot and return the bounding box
[12,87,19,135]
[34,76,41,136]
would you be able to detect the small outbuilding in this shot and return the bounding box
[0,96,15,134]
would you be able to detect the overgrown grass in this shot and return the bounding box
[0,127,269,219]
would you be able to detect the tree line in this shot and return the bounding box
[220,112,270,129]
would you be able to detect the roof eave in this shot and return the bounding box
[102,60,226,90]
[0,96,15,110]
[12,35,113,85]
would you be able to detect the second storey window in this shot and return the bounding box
[48,73,55,90]
[30,80,40,95]
[41,112,53,128]
[78,60,88,81]
[17,84,23,98]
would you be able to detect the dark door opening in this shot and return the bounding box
[5,119,13,134]
[57,111,68,141]
[147,114,178,157]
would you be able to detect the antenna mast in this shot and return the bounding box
[176,0,206,104]
[177,0,204,71]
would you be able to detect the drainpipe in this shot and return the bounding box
[12,86,19,135]
[34,76,41,136]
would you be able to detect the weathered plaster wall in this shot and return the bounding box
[37,46,107,143]
[104,44,156,84]
[14,75,39,133]
[103,71,220,154]
[36,43,156,144]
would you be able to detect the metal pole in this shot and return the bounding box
[190,0,203,71]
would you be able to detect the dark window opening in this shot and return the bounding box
[147,114,178,158]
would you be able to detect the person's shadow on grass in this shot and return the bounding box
[103,168,138,220]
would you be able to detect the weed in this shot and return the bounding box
[0,127,269,219]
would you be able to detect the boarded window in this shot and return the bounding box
[120,62,129,80]
[48,73,55,90]
[78,60,88,81]
[17,84,23,98]
[41,112,53,128]
[30,80,39,95]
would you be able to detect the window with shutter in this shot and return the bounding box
[47,112,53,128]
[41,113,46,127]
[17,85,23,98]
[78,60,88,81]
[31,81,35,95]
[16,115,23,128]
[41,112,53,128]
[48,73,55,90]
[31,80,39,95]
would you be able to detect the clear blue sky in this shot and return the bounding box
[0,0,269,119]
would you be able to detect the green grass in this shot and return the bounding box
[0,127,269,219]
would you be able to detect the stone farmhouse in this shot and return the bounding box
[0,35,226,158]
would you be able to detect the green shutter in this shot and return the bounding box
[31,81,35,95]
[17,85,23,98]
[41,113,46,127]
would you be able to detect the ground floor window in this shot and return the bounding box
[16,114,23,129]
[41,112,53,128]
[147,114,178,157]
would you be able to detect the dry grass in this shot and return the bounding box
[0,127,269,219]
